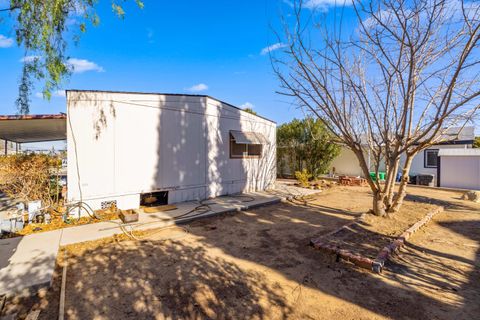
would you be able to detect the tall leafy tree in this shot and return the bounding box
[0,0,143,114]
[277,117,340,178]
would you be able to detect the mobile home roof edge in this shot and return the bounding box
[65,89,277,124]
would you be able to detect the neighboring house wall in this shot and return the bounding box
[331,146,386,177]
[317,126,475,181]
[332,143,472,181]
[409,144,470,176]
[439,155,480,190]
[66,91,276,210]
[331,147,364,176]
[407,144,471,186]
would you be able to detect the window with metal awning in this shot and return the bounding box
[229,130,266,158]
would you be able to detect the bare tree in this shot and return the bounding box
[273,0,480,216]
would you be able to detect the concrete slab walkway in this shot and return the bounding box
[0,184,318,296]
[0,230,61,296]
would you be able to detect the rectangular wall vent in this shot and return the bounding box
[101,200,117,210]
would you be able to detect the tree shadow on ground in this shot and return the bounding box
[36,235,292,320]
[182,196,480,319]
[4,191,479,319]
[404,193,473,211]
[386,218,480,319]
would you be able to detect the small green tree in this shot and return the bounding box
[294,169,311,187]
[474,137,480,148]
[277,118,340,179]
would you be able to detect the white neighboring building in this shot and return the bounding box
[66,90,276,210]
[330,146,385,177]
[438,149,480,190]
[330,127,475,184]
[407,127,475,186]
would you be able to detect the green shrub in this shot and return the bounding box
[295,169,312,188]
[277,117,340,178]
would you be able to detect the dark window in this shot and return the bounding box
[424,149,439,168]
[230,134,262,158]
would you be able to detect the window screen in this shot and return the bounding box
[230,133,263,158]
[425,149,439,168]
[231,142,247,157]
[247,144,262,156]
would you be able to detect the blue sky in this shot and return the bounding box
[0,0,326,127]
[0,0,477,152]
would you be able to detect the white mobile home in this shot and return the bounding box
[66,90,276,210]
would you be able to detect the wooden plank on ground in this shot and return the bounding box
[142,205,177,213]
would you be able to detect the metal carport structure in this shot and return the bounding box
[0,114,66,154]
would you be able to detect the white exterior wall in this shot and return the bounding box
[409,144,470,176]
[67,91,276,210]
[439,156,480,190]
[331,143,473,183]
[331,146,385,177]
[331,147,364,176]
[407,144,471,185]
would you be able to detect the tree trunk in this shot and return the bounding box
[373,190,387,216]
[384,158,400,210]
[389,154,414,213]
[350,147,387,216]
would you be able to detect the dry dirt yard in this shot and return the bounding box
[5,186,480,320]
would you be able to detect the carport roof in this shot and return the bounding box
[0,114,66,143]
[438,149,480,157]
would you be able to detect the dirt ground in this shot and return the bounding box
[301,191,438,259]
[4,186,480,320]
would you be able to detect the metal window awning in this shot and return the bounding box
[230,130,267,144]
[0,114,67,143]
